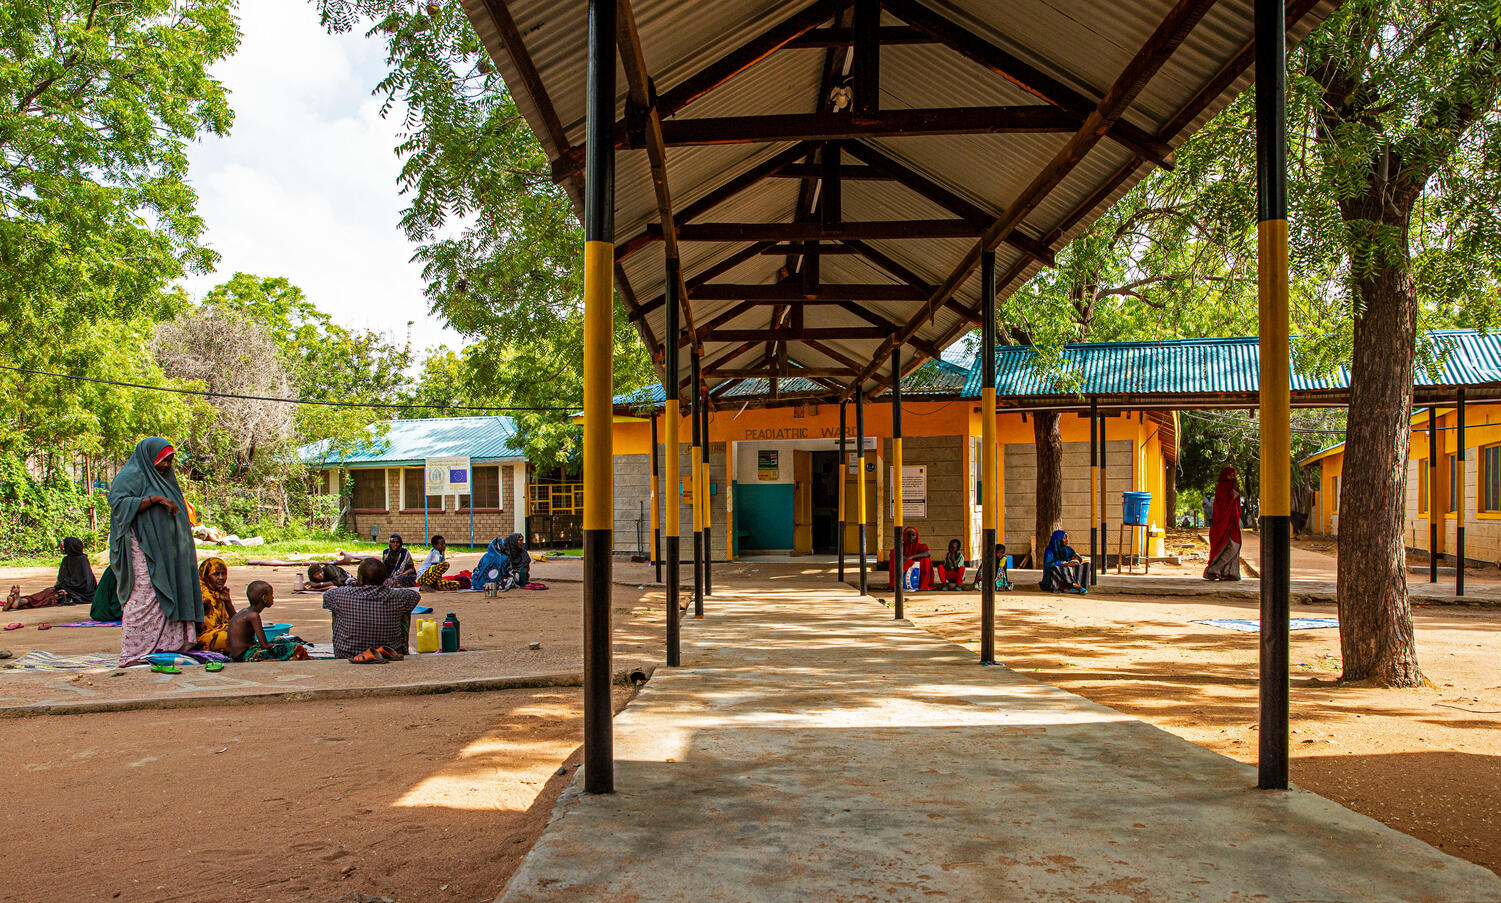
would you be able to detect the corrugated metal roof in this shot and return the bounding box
[614,356,966,409]
[961,330,1501,399]
[460,0,1338,399]
[299,417,526,467]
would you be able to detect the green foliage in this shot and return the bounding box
[1175,409,1345,501]
[204,273,412,449]
[315,0,657,473]
[0,456,105,556]
[0,0,239,354]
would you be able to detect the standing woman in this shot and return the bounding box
[1203,465,1243,581]
[110,438,204,666]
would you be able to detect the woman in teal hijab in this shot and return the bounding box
[110,437,204,666]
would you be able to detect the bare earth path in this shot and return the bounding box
[500,572,1501,902]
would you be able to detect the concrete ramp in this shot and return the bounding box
[502,579,1501,902]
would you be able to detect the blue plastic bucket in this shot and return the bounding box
[1122,492,1152,526]
[262,623,292,640]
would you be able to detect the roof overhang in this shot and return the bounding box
[461,0,1337,408]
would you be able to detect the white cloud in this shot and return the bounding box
[181,0,460,355]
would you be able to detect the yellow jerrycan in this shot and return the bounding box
[414,618,440,654]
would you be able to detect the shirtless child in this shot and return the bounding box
[227,581,310,662]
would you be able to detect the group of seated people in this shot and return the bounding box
[887,527,1090,594]
[305,533,531,594]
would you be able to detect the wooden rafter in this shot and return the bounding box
[654,106,1076,145]
[651,220,980,242]
[842,0,1224,401]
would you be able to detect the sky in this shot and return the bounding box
[181,0,461,355]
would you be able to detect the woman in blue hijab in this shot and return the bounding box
[1039,529,1088,594]
[110,438,204,666]
[473,535,508,591]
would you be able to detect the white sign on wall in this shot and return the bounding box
[425,456,471,497]
[889,464,928,518]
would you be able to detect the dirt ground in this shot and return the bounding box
[0,686,634,903]
[897,586,1501,876]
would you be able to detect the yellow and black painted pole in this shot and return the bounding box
[856,384,868,595]
[892,344,905,619]
[1255,0,1291,792]
[650,410,661,583]
[1457,387,1466,597]
[980,249,997,663]
[691,349,704,617]
[1090,397,1099,583]
[1099,411,1108,573]
[1429,405,1438,583]
[581,0,615,796]
[837,401,848,583]
[702,379,712,599]
[663,258,682,666]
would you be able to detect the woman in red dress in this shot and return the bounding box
[888,527,935,591]
[1203,465,1243,580]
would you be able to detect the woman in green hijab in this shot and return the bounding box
[110,437,204,666]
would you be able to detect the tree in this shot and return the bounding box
[1290,1,1501,686]
[0,0,238,354]
[1001,109,1262,558]
[203,273,413,448]
[314,0,657,472]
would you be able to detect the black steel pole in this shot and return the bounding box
[581,0,615,795]
[664,257,682,667]
[856,385,868,596]
[1430,405,1438,583]
[892,344,904,620]
[1099,410,1108,575]
[651,410,661,583]
[980,249,997,664]
[1255,0,1290,792]
[838,401,848,583]
[1458,387,1466,597]
[692,348,704,617]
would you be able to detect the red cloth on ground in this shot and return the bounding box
[1209,465,1243,557]
[887,528,934,590]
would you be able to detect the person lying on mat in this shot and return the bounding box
[323,557,421,661]
[227,581,309,662]
[304,562,352,591]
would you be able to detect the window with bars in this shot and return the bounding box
[1482,444,1501,514]
[403,468,444,511]
[352,469,386,511]
[460,466,502,510]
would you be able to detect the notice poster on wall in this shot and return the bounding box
[425,455,471,497]
[757,450,779,481]
[902,465,927,518]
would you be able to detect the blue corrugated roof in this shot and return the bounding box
[961,330,1501,398]
[299,416,525,467]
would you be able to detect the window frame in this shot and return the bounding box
[1480,443,1501,516]
[459,465,503,512]
[351,468,388,513]
[402,467,445,513]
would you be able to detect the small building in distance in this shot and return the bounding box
[300,416,530,546]
[1304,402,1501,565]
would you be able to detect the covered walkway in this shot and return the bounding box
[500,574,1501,902]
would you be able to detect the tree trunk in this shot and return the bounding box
[1335,184,1425,687]
[1033,411,1063,563]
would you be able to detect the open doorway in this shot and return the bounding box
[810,450,839,554]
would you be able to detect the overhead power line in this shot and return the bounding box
[0,364,578,413]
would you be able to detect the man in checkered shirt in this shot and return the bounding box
[322,558,422,658]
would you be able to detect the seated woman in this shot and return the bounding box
[4,537,97,610]
[935,539,966,590]
[473,535,507,591]
[91,567,121,621]
[1039,530,1088,594]
[196,557,235,653]
[382,534,417,587]
[500,533,530,589]
[887,527,934,591]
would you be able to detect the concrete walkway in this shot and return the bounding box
[502,576,1501,902]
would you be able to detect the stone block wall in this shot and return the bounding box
[1004,440,1134,557]
[880,435,967,555]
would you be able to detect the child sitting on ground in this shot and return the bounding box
[227,581,310,662]
[971,543,1013,591]
[936,539,966,590]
